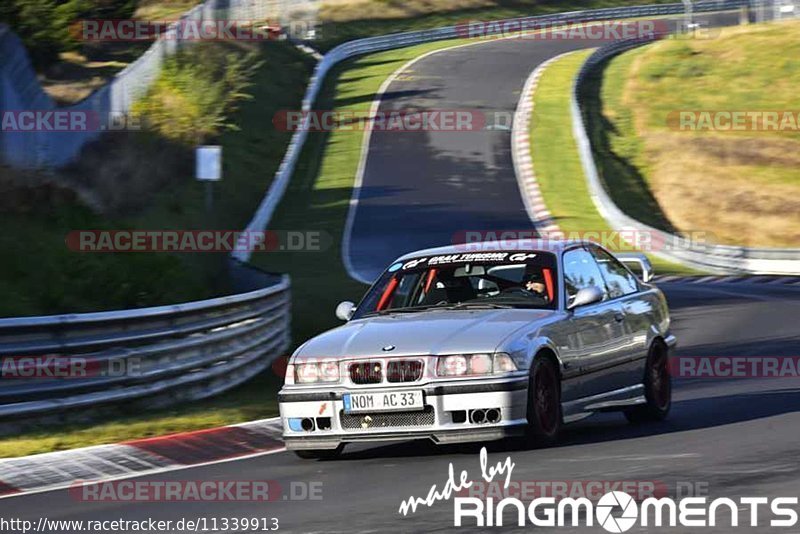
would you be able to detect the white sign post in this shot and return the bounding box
[196,145,222,211]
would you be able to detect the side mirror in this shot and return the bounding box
[335,301,355,321]
[567,286,604,310]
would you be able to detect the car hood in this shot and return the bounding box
[293,308,556,360]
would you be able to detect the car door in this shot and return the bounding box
[588,245,652,388]
[560,247,629,398]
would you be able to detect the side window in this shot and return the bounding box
[590,247,639,299]
[562,249,607,306]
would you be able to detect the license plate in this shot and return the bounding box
[343,390,424,414]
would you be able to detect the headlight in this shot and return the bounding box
[469,353,493,374]
[296,363,319,383]
[295,361,340,384]
[436,353,518,377]
[318,361,340,382]
[439,355,468,376]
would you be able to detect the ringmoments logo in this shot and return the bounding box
[397,447,800,530]
[452,491,800,530]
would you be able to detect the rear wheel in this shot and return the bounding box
[293,444,344,460]
[526,357,562,446]
[625,341,671,423]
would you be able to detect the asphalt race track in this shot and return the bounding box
[3,10,799,534]
[344,38,597,283]
[345,12,740,282]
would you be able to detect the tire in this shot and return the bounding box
[293,444,344,460]
[525,357,563,446]
[625,341,671,423]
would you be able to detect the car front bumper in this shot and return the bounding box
[279,376,529,450]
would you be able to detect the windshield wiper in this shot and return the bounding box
[363,301,518,317]
[446,302,514,310]
[363,304,448,316]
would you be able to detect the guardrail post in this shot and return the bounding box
[682,0,694,28]
[740,4,751,23]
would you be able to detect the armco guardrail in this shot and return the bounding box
[0,262,290,430]
[571,34,800,275]
[233,0,748,261]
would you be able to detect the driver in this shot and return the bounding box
[523,269,550,302]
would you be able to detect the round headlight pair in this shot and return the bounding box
[295,361,340,384]
[436,353,517,377]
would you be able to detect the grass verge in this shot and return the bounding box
[0,373,283,459]
[529,49,700,275]
[594,21,800,248]
[580,47,675,231]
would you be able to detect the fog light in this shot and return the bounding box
[288,418,304,431]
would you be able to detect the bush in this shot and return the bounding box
[132,44,263,145]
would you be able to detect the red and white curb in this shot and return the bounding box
[0,417,284,499]
[511,52,575,236]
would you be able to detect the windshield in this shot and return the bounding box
[354,251,558,318]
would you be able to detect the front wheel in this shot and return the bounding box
[525,357,562,446]
[293,444,344,460]
[625,341,671,423]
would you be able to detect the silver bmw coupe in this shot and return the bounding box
[279,239,675,459]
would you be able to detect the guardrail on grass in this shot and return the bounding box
[0,261,290,432]
[233,0,749,262]
[571,36,800,275]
